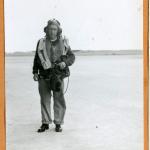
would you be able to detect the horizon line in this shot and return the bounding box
[5,49,143,54]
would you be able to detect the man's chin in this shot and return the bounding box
[50,36,57,41]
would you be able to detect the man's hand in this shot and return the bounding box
[33,73,39,81]
[58,62,66,69]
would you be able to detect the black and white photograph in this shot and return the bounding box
[5,0,143,149]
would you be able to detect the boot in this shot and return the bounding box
[37,124,49,133]
[55,124,62,132]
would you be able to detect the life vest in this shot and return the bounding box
[37,36,69,70]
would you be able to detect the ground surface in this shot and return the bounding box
[6,55,143,150]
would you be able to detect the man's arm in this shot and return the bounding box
[63,47,75,66]
[32,40,40,74]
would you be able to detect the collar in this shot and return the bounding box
[50,37,57,42]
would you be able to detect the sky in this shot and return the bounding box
[4,0,143,52]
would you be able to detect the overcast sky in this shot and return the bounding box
[4,0,142,52]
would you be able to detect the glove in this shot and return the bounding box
[58,62,66,69]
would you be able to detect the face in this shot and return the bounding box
[47,24,58,40]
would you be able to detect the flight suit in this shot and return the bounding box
[32,37,75,125]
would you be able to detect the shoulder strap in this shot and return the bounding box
[62,36,70,55]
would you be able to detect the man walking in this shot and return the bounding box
[32,19,75,132]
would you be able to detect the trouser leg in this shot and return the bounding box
[38,78,52,124]
[53,80,66,125]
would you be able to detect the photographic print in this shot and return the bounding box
[0,0,149,150]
